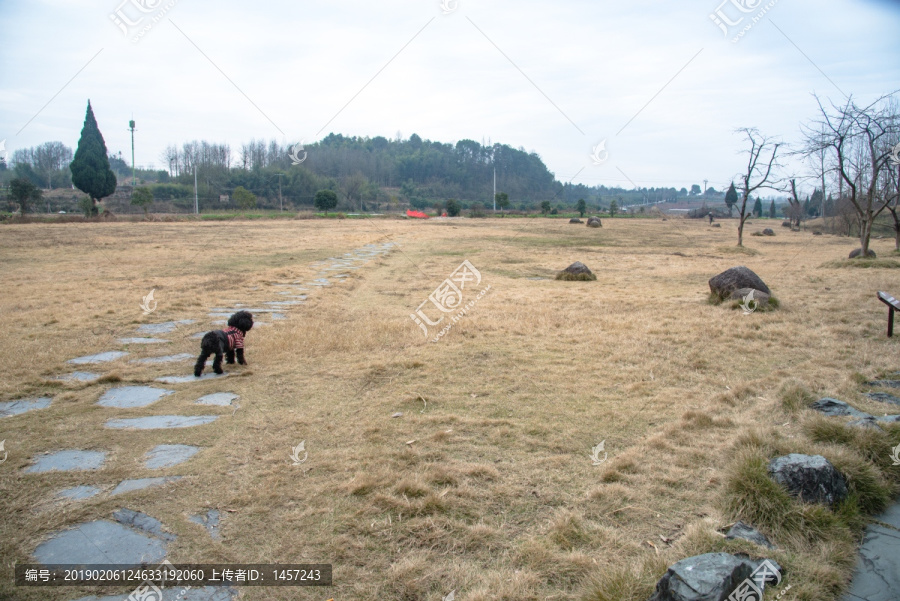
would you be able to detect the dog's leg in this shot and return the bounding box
[225,350,235,364]
[194,351,211,377]
[212,350,224,374]
[236,348,247,366]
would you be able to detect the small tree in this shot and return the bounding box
[313,189,337,215]
[735,128,782,246]
[753,197,763,217]
[540,200,551,215]
[234,186,257,211]
[768,200,776,218]
[495,192,509,214]
[725,182,738,216]
[70,100,117,213]
[446,198,461,217]
[576,198,587,217]
[9,177,41,213]
[131,186,154,216]
[609,199,618,217]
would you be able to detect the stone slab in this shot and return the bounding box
[875,502,900,530]
[842,523,900,601]
[113,508,176,542]
[196,393,239,406]
[136,320,196,335]
[119,338,169,345]
[156,373,229,384]
[0,397,52,417]
[188,509,221,540]
[34,519,167,566]
[25,450,106,473]
[98,386,174,408]
[145,444,201,469]
[110,477,181,496]
[56,485,102,501]
[105,416,218,429]
[68,351,129,365]
[131,353,194,365]
[54,372,101,383]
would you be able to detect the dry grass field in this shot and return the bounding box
[0,215,898,601]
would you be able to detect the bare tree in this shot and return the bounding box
[804,93,899,257]
[734,128,782,246]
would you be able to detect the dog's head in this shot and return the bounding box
[228,310,254,333]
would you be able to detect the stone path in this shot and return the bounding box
[812,390,900,601]
[11,240,395,599]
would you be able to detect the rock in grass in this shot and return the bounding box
[708,266,771,301]
[762,228,775,236]
[569,218,583,224]
[586,217,602,228]
[849,248,876,259]
[725,521,776,549]
[768,454,848,506]
[555,261,596,281]
[811,398,872,419]
[647,552,780,601]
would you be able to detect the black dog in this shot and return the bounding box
[194,311,253,377]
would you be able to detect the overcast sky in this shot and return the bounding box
[2,0,899,194]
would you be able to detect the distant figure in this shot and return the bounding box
[708,213,714,224]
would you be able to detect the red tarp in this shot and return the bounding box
[406,210,429,219]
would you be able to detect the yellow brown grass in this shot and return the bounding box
[0,217,897,600]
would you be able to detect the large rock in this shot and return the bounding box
[569,218,583,224]
[586,217,602,228]
[849,248,876,259]
[708,267,771,301]
[762,228,775,236]
[647,553,780,601]
[782,220,791,228]
[768,454,848,506]
[555,262,596,281]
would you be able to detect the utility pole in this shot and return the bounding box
[703,179,708,197]
[194,166,198,214]
[276,173,284,211]
[493,167,496,212]
[129,119,136,187]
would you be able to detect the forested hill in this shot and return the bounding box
[301,133,558,204]
[150,133,560,210]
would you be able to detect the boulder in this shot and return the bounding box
[762,228,775,236]
[586,217,602,228]
[728,288,770,308]
[555,262,596,281]
[849,248,877,259]
[709,267,771,301]
[768,454,848,506]
[811,398,872,419]
[569,218,583,224]
[647,553,780,601]
[782,221,791,228]
[725,521,775,549]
